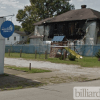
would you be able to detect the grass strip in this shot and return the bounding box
[5,66,51,73]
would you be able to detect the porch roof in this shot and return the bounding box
[52,36,65,42]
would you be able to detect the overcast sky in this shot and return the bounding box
[0,0,30,26]
[0,0,99,26]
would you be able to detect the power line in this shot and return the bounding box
[0,7,14,15]
[0,14,14,18]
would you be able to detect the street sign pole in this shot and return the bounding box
[0,20,14,74]
[0,18,6,74]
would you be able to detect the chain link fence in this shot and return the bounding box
[5,44,51,59]
[5,44,100,59]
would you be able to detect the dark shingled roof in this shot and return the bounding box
[34,17,53,26]
[34,8,100,25]
[50,8,100,22]
[14,31,27,36]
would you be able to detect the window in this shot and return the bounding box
[69,22,75,35]
[22,36,24,39]
[14,37,16,40]
[7,38,9,40]
[54,24,57,30]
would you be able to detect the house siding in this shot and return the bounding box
[34,25,50,38]
[5,33,28,45]
[30,25,50,45]
[30,38,42,44]
[5,33,20,45]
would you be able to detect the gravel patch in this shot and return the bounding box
[4,58,100,76]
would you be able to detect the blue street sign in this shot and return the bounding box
[1,21,14,38]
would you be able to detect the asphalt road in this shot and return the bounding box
[1,80,100,100]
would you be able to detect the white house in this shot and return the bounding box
[5,31,28,45]
[0,17,6,74]
[29,27,51,45]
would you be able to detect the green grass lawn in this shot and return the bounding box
[5,66,51,73]
[5,53,46,59]
[5,53,100,67]
[48,57,100,67]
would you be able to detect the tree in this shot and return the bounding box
[19,28,24,32]
[30,0,75,19]
[14,25,21,31]
[16,5,39,35]
[16,0,75,34]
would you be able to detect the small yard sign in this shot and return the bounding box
[1,21,14,38]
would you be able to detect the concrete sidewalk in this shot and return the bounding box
[1,80,100,100]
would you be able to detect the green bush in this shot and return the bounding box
[95,49,100,58]
[59,55,64,60]
[68,53,76,61]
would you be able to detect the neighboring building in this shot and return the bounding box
[32,5,100,45]
[5,31,28,45]
[29,35,51,45]
[30,35,43,44]
[30,18,52,44]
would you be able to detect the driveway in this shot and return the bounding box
[4,58,100,79]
